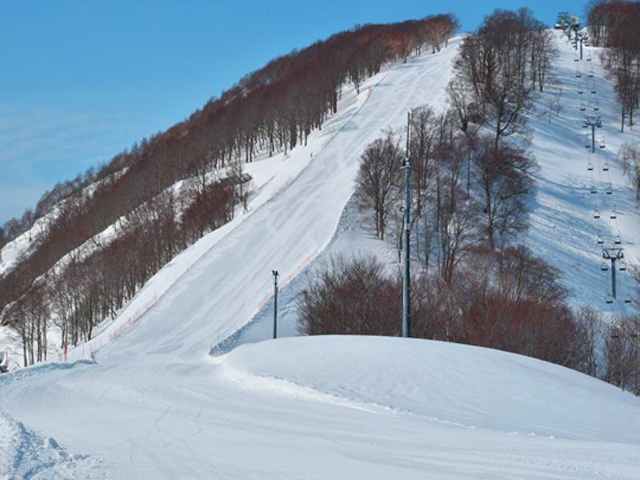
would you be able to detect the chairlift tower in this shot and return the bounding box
[583,116,602,154]
[577,32,584,60]
[603,248,624,300]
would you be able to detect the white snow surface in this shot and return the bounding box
[1,34,640,479]
[222,336,640,444]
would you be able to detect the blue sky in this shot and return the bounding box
[0,0,586,225]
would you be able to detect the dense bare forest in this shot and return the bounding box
[587,0,640,131]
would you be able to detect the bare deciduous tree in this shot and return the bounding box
[355,131,403,240]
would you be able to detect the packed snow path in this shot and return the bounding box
[2,35,640,479]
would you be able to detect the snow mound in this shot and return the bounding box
[0,411,106,479]
[220,335,640,444]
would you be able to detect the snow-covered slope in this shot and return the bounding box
[524,33,640,312]
[1,33,640,479]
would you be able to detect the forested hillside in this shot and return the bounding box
[0,15,457,365]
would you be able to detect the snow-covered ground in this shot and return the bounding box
[2,336,639,479]
[1,33,640,479]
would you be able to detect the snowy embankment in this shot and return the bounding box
[0,410,105,479]
[221,336,640,443]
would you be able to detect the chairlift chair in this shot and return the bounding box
[593,105,600,111]
[615,235,622,245]
[601,261,609,271]
[610,211,617,219]
[606,294,614,304]
[603,162,609,171]
[594,208,601,218]
[589,71,594,78]
[624,296,632,304]
[587,54,592,61]
[579,87,584,94]
[606,186,613,194]
[587,162,594,171]
[591,88,597,94]
[590,186,598,194]
[576,70,582,78]
[600,138,606,149]
[619,259,627,270]
[597,233,604,245]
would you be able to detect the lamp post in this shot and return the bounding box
[402,112,411,338]
[272,270,279,339]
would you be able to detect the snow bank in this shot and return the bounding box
[0,410,105,479]
[221,335,640,444]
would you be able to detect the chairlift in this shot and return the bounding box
[593,105,600,111]
[606,294,614,304]
[594,208,601,218]
[603,162,609,171]
[580,100,586,111]
[587,54,592,62]
[576,71,582,78]
[610,211,617,219]
[587,162,594,171]
[624,296,632,304]
[606,186,613,194]
[600,138,606,149]
[614,235,622,245]
[578,87,584,94]
[619,259,627,271]
[597,233,604,245]
[590,186,598,194]
[601,261,609,271]
[591,88,597,94]
[589,71,594,78]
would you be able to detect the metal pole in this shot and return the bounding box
[603,248,623,301]
[611,259,617,299]
[272,270,279,339]
[580,37,583,60]
[592,125,596,154]
[402,112,411,338]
